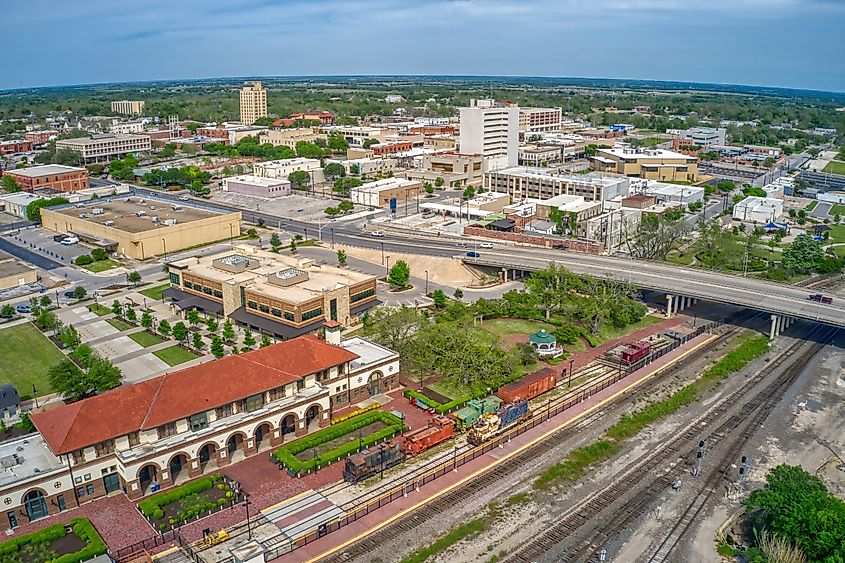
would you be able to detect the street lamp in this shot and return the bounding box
[424,270,429,295]
[380,242,385,266]
[386,256,391,275]
[568,359,574,387]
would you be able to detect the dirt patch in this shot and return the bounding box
[338,244,482,286]
[421,387,452,404]
[295,421,387,462]
[0,427,29,444]
[501,333,528,350]
[48,531,87,558]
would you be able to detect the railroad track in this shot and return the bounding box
[503,324,836,563]
[319,318,751,563]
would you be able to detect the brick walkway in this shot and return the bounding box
[7,494,154,551]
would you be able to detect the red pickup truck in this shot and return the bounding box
[808,294,833,304]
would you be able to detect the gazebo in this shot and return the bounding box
[528,329,564,358]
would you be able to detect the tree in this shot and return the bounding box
[624,213,690,260]
[222,320,235,342]
[73,286,87,299]
[327,134,350,153]
[157,319,171,337]
[35,309,60,331]
[158,143,177,158]
[288,170,311,191]
[47,359,87,401]
[75,255,94,266]
[243,328,256,349]
[337,249,347,267]
[26,197,69,222]
[362,138,380,149]
[57,325,80,349]
[289,239,298,254]
[453,288,464,300]
[323,162,346,180]
[1,175,22,192]
[434,177,445,188]
[338,200,354,213]
[462,187,475,200]
[186,309,201,327]
[210,336,224,358]
[295,141,324,159]
[172,321,188,343]
[716,180,735,192]
[432,289,447,307]
[364,306,424,355]
[206,317,219,333]
[260,333,271,348]
[125,307,137,322]
[424,182,434,195]
[781,234,824,273]
[270,232,282,253]
[111,300,123,317]
[325,207,339,218]
[39,295,52,308]
[87,357,122,393]
[387,260,411,287]
[74,343,94,368]
[0,304,14,318]
[192,331,204,350]
[141,311,153,330]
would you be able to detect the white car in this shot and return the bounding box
[371,231,385,237]
[179,196,190,201]
[60,236,79,245]
[479,242,494,249]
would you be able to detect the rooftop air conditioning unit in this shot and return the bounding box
[135,210,146,217]
[151,216,159,223]
[103,220,114,226]
[91,208,104,215]
[171,205,182,211]
[149,206,156,210]
[79,214,87,219]
[163,219,177,226]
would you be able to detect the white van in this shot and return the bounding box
[60,236,79,245]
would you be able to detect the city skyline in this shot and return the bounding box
[4,0,845,92]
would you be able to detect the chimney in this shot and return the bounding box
[324,320,342,346]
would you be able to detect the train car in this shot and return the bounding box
[401,416,456,456]
[621,341,651,364]
[453,396,502,430]
[467,400,530,446]
[343,442,404,483]
[496,367,557,404]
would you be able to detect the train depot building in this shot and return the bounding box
[1,329,397,530]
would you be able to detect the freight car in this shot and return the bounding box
[496,367,557,404]
[343,442,404,483]
[467,400,530,445]
[402,416,456,456]
[453,396,502,430]
[621,341,651,364]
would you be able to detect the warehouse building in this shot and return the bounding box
[4,164,89,193]
[0,250,37,291]
[732,197,784,223]
[223,175,291,198]
[350,178,422,209]
[592,147,699,182]
[39,198,241,260]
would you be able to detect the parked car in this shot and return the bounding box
[15,304,31,314]
[64,290,79,299]
[179,196,190,201]
[454,242,468,248]
[60,236,79,245]
[52,234,68,242]
[479,242,494,249]
[371,230,385,237]
[466,251,481,258]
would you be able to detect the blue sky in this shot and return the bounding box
[4,0,845,92]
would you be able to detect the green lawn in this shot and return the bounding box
[87,303,111,316]
[665,251,695,266]
[830,204,845,218]
[153,345,200,366]
[804,201,818,211]
[591,314,664,346]
[107,318,133,331]
[641,137,666,147]
[139,283,170,301]
[825,225,845,243]
[0,323,66,399]
[128,331,166,347]
[82,259,121,273]
[822,161,845,175]
[480,318,556,340]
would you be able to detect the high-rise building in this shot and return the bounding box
[110,100,145,115]
[239,81,268,125]
[459,99,518,171]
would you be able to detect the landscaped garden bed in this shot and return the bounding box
[86,303,111,316]
[138,474,240,532]
[0,517,106,563]
[128,330,166,348]
[272,410,405,476]
[107,317,133,331]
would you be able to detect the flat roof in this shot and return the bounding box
[0,192,41,205]
[598,147,695,161]
[489,166,627,186]
[356,178,419,193]
[225,175,288,187]
[56,133,150,146]
[0,434,66,488]
[51,197,229,234]
[0,258,34,279]
[8,164,86,177]
[343,337,398,371]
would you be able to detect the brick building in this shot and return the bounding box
[0,140,33,155]
[5,165,89,193]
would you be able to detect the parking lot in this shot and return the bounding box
[212,191,366,223]
[7,226,89,264]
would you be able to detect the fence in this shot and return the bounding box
[259,320,723,561]
[111,529,180,562]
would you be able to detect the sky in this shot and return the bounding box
[4,0,845,92]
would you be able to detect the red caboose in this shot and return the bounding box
[496,367,557,404]
[401,416,456,456]
[621,341,651,364]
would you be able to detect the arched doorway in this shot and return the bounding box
[226,433,244,455]
[305,405,321,429]
[138,464,158,494]
[23,490,48,522]
[198,443,217,470]
[281,414,297,436]
[169,454,188,482]
[368,371,383,397]
[254,423,271,449]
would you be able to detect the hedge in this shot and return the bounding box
[272,410,405,474]
[403,388,474,414]
[0,518,106,563]
[138,473,222,519]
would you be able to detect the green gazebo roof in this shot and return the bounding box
[529,329,556,345]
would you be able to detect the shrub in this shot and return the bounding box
[0,524,65,556]
[0,518,105,563]
[152,509,164,520]
[138,475,218,519]
[75,254,93,266]
[90,248,108,261]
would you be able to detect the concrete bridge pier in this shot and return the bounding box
[666,294,695,317]
[770,314,794,339]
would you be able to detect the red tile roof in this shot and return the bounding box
[32,336,358,455]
